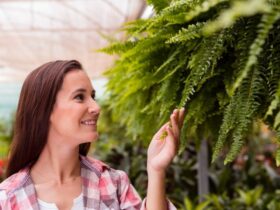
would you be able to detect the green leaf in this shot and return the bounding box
[183,197,194,210]
[147,0,170,13]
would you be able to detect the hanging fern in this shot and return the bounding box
[203,0,270,34]
[231,7,280,95]
[179,29,230,106]
[101,0,280,165]
[185,0,228,21]
[167,22,206,44]
[146,0,169,13]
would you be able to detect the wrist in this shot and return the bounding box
[147,164,166,178]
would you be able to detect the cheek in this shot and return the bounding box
[50,105,81,131]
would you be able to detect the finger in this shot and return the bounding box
[178,108,186,129]
[171,109,179,125]
[166,125,179,154]
[174,108,179,122]
[171,110,179,139]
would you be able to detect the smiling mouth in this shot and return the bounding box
[81,119,97,125]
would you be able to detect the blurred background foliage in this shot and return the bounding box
[0,116,13,178]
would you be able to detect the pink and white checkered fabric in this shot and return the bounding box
[0,155,177,210]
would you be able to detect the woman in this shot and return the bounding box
[0,60,185,210]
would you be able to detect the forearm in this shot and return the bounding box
[146,168,168,210]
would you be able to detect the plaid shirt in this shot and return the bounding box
[0,156,176,210]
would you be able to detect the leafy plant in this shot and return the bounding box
[100,0,280,164]
[0,117,13,180]
[0,117,13,158]
[181,196,210,210]
[180,188,280,210]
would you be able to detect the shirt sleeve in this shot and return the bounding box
[117,170,177,210]
[0,190,11,210]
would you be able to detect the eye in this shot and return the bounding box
[74,94,84,101]
[91,92,96,100]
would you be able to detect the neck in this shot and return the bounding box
[31,136,81,185]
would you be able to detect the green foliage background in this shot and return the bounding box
[101,0,280,164]
[0,117,13,159]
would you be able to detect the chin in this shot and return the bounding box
[91,133,99,141]
[83,132,99,142]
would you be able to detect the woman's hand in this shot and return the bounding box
[147,108,185,173]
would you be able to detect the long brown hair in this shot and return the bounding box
[6,60,91,177]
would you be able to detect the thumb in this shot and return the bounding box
[163,125,178,156]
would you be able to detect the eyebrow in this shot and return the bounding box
[72,88,95,95]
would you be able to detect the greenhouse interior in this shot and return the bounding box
[0,0,280,209]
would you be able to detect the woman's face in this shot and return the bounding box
[49,69,100,146]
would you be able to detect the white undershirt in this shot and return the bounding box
[37,193,83,210]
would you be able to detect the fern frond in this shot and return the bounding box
[184,79,221,140]
[224,65,264,163]
[179,30,229,107]
[146,0,170,13]
[274,111,280,129]
[212,95,238,161]
[99,41,136,55]
[166,22,206,43]
[276,146,280,166]
[185,0,228,22]
[231,8,280,95]
[158,53,189,83]
[265,97,279,119]
[265,78,280,123]
[153,46,182,75]
[157,70,183,122]
[122,33,171,60]
[224,18,258,96]
[153,0,202,24]
[213,59,265,163]
[123,19,152,36]
[203,0,270,34]
[265,29,280,100]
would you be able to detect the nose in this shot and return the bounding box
[88,99,101,115]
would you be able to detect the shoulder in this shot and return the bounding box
[0,167,30,196]
[80,155,111,175]
[80,155,110,171]
[80,155,130,182]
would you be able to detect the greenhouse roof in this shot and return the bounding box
[0,0,146,83]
